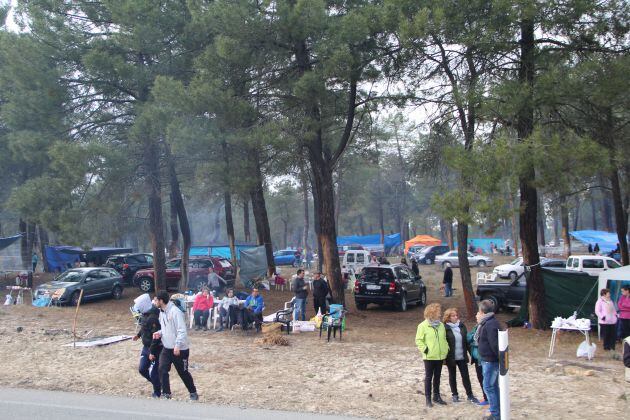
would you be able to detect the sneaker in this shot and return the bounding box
[203,326,208,331]
[467,396,480,404]
[162,393,172,400]
[190,392,199,401]
[478,399,489,406]
[151,392,160,399]
[452,395,460,403]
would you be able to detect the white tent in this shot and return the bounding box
[598,265,630,296]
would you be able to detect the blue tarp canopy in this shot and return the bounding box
[190,244,256,261]
[45,246,81,272]
[56,246,131,267]
[337,233,401,254]
[0,234,22,252]
[570,230,619,253]
[454,238,505,253]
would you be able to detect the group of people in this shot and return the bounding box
[192,287,264,332]
[292,269,330,320]
[416,300,502,420]
[596,286,630,352]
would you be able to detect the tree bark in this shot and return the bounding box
[143,140,167,292]
[301,172,310,250]
[509,194,519,257]
[518,16,544,329]
[243,199,251,242]
[19,219,28,270]
[334,168,342,229]
[537,194,546,249]
[224,191,237,268]
[609,165,629,264]
[560,198,571,258]
[599,175,614,231]
[37,225,50,272]
[589,192,598,231]
[456,221,477,319]
[249,149,275,276]
[311,178,324,272]
[168,194,179,258]
[572,196,581,231]
[166,147,190,292]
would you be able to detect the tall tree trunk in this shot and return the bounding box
[553,206,560,249]
[572,196,581,231]
[334,168,343,229]
[243,199,251,242]
[358,214,366,236]
[446,222,454,250]
[168,194,179,258]
[37,225,49,272]
[166,148,190,292]
[224,191,237,268]
[509,195,519,257]
[537,194,546,249]
[19,218,29,270]
[600,176,614,231]
[518,16,544,329]
[249,150,275,276]
[609,165,629,265]
[456,221,476,319]
[301,173,310,250]
[590,192,598,231]
[311,179,324,272]
[375,138,385,246]
[283,219,288,249]
[560,197,571,257]
[143,140,167,292]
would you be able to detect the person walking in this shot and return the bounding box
[596,288,618,351]
[443,266,453,297]
[415,303,449,408]
[411,259,420,277]
[475,300,501,420]
[467,323,488,406]
[153,291,198,401]
[293,269,308,321]
[618,286,630,340]
[443,308,479,404]
[31,253,38,272]
[593,243,600,253]
[587,243,593,254]
[132,295,162,398]
[312,271,328,315]
[192,288,213,331]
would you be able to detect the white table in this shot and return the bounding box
[548,326,592,360]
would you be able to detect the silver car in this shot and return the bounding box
[435,251,493,269]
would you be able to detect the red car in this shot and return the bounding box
[133,256,235,292]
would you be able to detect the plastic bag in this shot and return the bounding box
[576,340,596,359]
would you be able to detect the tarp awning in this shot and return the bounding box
[190,244,256,261]
[453,238,505,253]
[45,246,81,272]
[0,234,22,252]
[404,235,442,254]
[337,233,401,254]
[238,245,268,289]
[569,230,619,253]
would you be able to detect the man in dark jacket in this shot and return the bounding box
[312,272,329,315]
[443,266,453,297]
[475,300,501,420]
[132,300,163,398]
[293,269,308,321]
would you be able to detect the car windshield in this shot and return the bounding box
[361,268,395,284]
[510,258,522,265]
[219,260,232,268]
[54,270,84,283]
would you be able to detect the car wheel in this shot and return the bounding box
[509,271,518,282]
[399,294,407,312]
[477,260,487,267]
[70,291,82,306]
[482,294,500,313]
[112,286,123,300]
[425,258,432,265]
[139,277,154,293]
[356,302,367,310]
[418,290,427,306]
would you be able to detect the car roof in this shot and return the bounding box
[107,253,150,258]
[65,267,108,272]
[364,263,407,269]
[568,255,612,259]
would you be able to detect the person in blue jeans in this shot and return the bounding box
[132,298,162,398]
[443,266,453,297]
[474,299,501,420]
[293,269,308,321]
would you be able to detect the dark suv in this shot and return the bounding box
[413,245,450,265]
[354,264,427,311]
[133,256,235,292]
[105,253,154,285]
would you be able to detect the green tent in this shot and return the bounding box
[508,269,599,327]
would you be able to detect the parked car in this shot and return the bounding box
[34,267,124,306]
[273,249,298,266]
[104,253,154,284]
[566,255,621,276]
[412,245,450,265]
[354,264,426,311]
[338,244,364,256]
[406,245,427,260]
[493,257,566,281]
[436,251,494,269]
[133,256,235,292]
[341,250,372,274]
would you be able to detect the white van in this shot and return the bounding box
[341,250,372,274]
[566,255,621,276]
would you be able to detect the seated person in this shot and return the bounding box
[218,288,239,332]
[274,272,286,289]
[192,288,214,331]
[241,288,264,332]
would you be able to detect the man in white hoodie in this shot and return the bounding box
[153,291,198,401]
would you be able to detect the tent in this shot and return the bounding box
[58,246,132,266]
[45,246,81,272]
[190,243,256,261]
[570,230,619,253]
[0,234,22,252]
[598,265,630,303]
[337,233,401,255]
[404,235,442,254]
[238,245,268,289]
[453,238,505,254]
[508,268,599,327]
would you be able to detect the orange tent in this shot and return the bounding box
[404,235,442,254]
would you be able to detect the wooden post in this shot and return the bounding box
[72,289,84,349]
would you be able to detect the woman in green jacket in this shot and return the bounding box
[415,303,449,407]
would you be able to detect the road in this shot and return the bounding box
[0,388,361,420]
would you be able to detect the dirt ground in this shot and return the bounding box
[0,257,628,419]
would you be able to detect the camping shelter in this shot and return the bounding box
[454,238,505,254]
[508,268,599,327]
[404,235,442,255]
[337,233,401,255]
[190,243,256,261]
[598,265,630,303]
[44,246,81,272]
[238,245,268,289]
[56,246,132,267]
[570,230,619,253]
